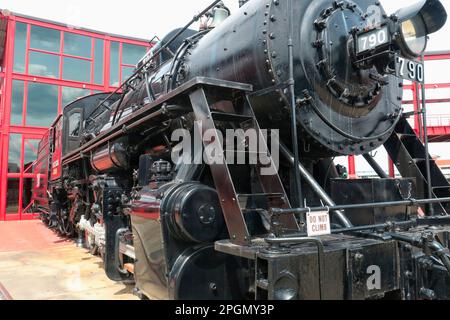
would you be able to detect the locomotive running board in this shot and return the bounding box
[188,80,299,245]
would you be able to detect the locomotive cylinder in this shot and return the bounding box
[131,182,227,243]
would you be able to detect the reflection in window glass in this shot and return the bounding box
[24,140,40,168]
[7,178,20,214]
[64,32,91,57]
[13,22,27,73]
[69,113,81,137]
[26,83,58,127]
[30,25,60,52]
[11,81,24,125]
[8,134,22,173]
[29,51,60,78]
[122,66,134,82]
[63,57,91,83]
[94,39,104,84]
[110,41,120,86]
[62,87,91,107]
[22,178,34,213]
[122,43,146,65]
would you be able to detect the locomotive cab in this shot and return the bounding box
[62,93,121,156]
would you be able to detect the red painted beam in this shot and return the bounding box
[0,17,15,221]
[403,83,450,90]
[424,54,450,61]
[403,98,450,105]
[12,73,107,91]
[348,156,356,179]
[13,15,151,47]
[389,158,395,178]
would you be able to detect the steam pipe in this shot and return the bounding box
[287,0,303,210]
[279,143,353,228]
[363,154,389,179]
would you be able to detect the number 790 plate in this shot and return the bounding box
[395,56,424,83]
[356,26,390,54]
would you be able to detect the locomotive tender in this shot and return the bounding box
[32,0,450,300]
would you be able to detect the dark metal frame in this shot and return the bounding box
[188,79,299,244]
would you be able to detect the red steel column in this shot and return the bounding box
[0,17,16,220]
[412,83,422,140]
[388,157,395,178]
[104,38,111,92]
[348,156,356,179]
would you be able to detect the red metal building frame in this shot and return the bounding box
[348,51,450,178]
[0,11,150,221]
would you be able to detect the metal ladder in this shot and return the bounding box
[384,117,450,214]
[188,82,299,245]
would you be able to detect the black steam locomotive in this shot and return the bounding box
[32,0,450,300]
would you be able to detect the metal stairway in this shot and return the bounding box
[384,117,450,214]
[188,82,299,245]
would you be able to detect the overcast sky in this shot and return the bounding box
[2,0,450,174]
[0,0,447,44]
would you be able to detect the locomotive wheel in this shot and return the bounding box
[40,213,50,226]
[89,243,99,256]
[57,209,75,237]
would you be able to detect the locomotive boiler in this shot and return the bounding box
[32,0,450,300]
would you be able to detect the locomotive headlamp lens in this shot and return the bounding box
[399,15,427,57]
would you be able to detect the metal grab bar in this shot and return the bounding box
[271,197,450,216]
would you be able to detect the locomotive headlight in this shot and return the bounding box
[399,16,427,58]
[395,0,447,58]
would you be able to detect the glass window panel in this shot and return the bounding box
[121,66,134,82]
[110,41,120,86]
[26,83,58,127]
[94,39,104,85]
[22,178,34,213]
[8,134,22,173]
[63,57,91,83]
[11,80,24,125]
[122,43,146,65]
[29,51,60,78]
[24,140,40,166]
[64,32,92,57]
[62,87,91,107]
[6,178,20,214]
[30,25,60,52]
[68,112,81,137]
[13,22,27,73]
